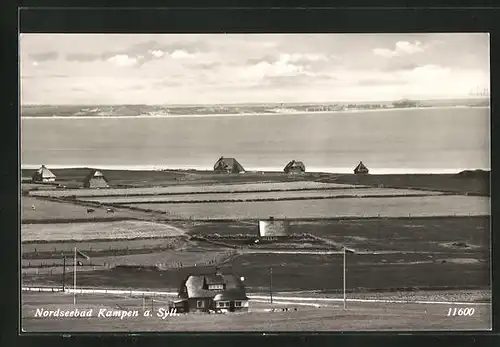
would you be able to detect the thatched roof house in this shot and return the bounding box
[83,169,109,188]
[354,161,369,174]
[32,165,56,183]
[284,160,305,174]
[213,156,245,174]
[174,269,249,313]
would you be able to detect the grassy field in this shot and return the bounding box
[22,168,320,188]
[21,220,187,242]
[22,196,133,222]
[80,187,444,204]
[183,217,489,253]
[21,216,489,294]
[23,249,489,293]
[22,168,490,196]
[22,237,190,255]
[28,181,363,198]
[124,195,489,220]
[21,292,491,331]
[289,217,490,253]
[266,289,491,303]
[331,172,489,196]
[22,248,235,270]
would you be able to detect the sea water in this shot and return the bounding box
[20,107,490,174]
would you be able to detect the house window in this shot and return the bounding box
[196,300,205,309]
[216,301,229,308]
[235,301,242,307]
[208,284,224,290]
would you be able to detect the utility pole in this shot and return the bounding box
[269,267,273,304]
[343,247,347,310]
[73,247,78,306]
[62,255,66,291]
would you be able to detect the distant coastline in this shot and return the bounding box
[20,105,490,120]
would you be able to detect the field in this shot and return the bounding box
[21,168,490,196]
[22,196,133,222]
[20,170,491,331]
[22,237,191,255]
[21,220,187,242]
[186,216,490,253]
[28,181,365,198]
[22,216,489,293]
[331,172,490,196]
[80,187,444,204]
[22,248,235,271]
[124,195,489,220]
[23,247,489,293]
[21,291,491,331]
[22,168,321,188]
[289,217,490,253]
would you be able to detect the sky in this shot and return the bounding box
[19,33,490,105]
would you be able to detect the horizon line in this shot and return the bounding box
[20,96,490,107]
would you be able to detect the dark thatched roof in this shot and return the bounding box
[178,273,248,300]
[213,157,245,173]
[83,169,109,185]
[284,160,306,173]
[354,161,369,174]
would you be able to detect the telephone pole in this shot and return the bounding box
[269,267,273,304]
[62,255,66,291]
[343,247,347,310]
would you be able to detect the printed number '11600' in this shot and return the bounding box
[447,307,475,316]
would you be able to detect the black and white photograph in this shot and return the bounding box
[20,33,491,332]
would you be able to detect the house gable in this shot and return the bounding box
[213,157,245,173]
[354,161,369,174]
[83,169,110,188]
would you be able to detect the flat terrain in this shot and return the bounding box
[22,237,189,255]
[23,251,489,293]
[125,195,489,220]
[330,172,489,196]
[22,248,235,272]
[28,181,364,198]
[290,217,490,253]
[22,220,187,242]
[80,187,444,204]
[20,170,491,332]
[21,168,490,196]
[22,168,320,188]
[22,196,133,222]
[21,291,491,331]
[22,216,490,294]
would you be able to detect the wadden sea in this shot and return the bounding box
[20,107,490,174]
